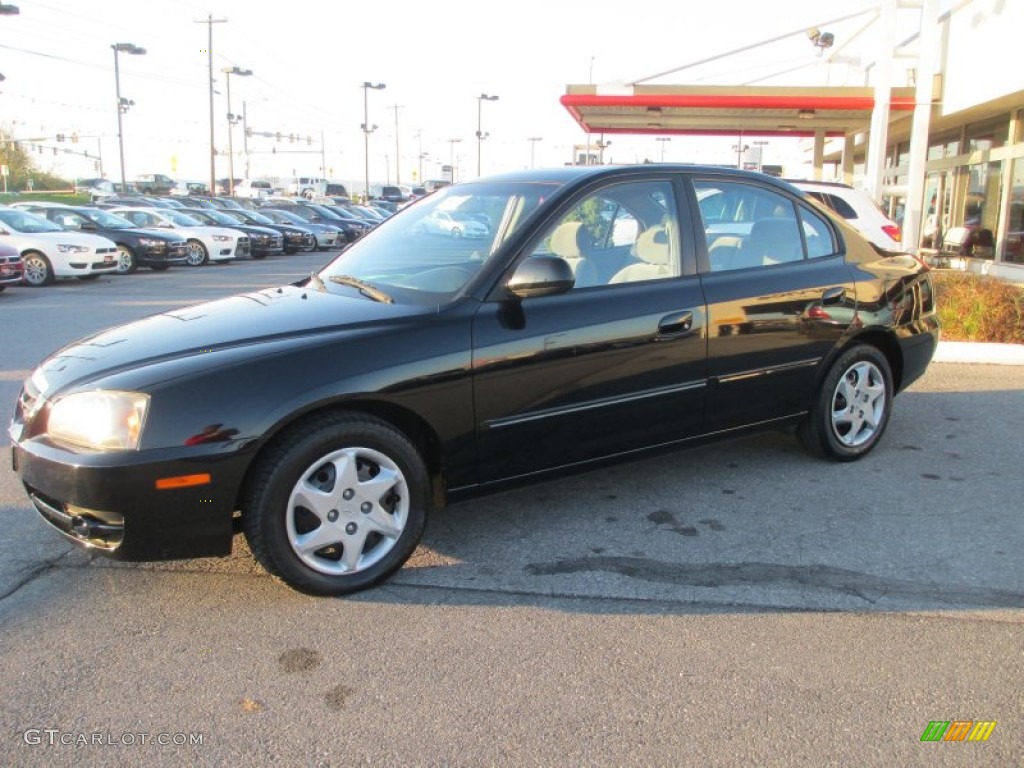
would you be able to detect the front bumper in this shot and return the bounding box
[11,436,251,561]
[139,243,189,266]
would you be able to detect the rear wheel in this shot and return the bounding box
[185,239,208,266]
[22,252,54,286]
[242,413,430,595]
[798,344,892,461]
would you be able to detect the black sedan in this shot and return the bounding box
[177,207,284,259]
[13,203,189,273]
[217,208,317,254]
[9,165,939,596]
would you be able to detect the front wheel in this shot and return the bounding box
[185,239,208,266]
[242,413,430,595]
[22,252,54,286]
[115,244,137,274]
[798,344,893,461]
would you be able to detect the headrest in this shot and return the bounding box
[632,226,671,265]
[748,218,797,244]
[549,221,587,259]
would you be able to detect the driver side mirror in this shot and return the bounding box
[506,256,575,299]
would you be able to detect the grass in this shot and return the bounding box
[932,271,1024,344]
[0,192,91,205]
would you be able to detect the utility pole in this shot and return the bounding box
[195,14,227,195]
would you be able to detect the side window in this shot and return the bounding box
[799,205,838,259]
[696,180,806,271]
[823,192,858,220]
[526,180,681,288]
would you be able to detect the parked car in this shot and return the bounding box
[253,208,326,251]
[74,178,117,202]
[418,209,490,238]
[790,180,902,250]
[233,179,275,199]
[261,206,342,250]
[109,207,246,266]
[0,206,119,286]
[368,184,409,203]
[0,242,24,291]
[178,207,284,259]
[217,208,317,253]
[10,203,189,274]
[8,165,939,596]
[134,174,176,195]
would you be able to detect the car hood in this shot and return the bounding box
[127,227,188,242]
[32,284,425,396]
[4,230,116,248]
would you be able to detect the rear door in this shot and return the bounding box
[688,175,856,432]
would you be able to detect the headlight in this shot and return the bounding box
[212,235,231,242]
[56,244,90,253]
[48,391,150,451]
[137,237,164,247]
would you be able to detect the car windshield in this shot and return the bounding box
[237,210,274,225]
[83,209,135,229]
[165,211,204,226]
[317,180,559,304]
[263,209,308,226]
[0,208,64,233]
[186,209,237,226]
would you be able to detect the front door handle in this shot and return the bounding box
[657,310,694,338]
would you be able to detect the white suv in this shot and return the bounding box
[790,180,902,250]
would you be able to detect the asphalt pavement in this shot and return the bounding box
[1,253,1021,766]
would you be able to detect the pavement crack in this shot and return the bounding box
[0,549,77,603]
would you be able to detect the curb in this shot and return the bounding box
[933,340,1024,366]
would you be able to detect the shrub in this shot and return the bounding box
[932,271,1024,344]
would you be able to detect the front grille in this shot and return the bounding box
[236,236,251,256]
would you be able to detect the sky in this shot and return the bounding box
[0,0,930,191]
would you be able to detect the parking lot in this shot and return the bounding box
[1,253,1022,765]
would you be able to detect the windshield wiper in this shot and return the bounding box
[328,275,394,304]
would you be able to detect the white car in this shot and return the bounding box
[0,206,119,286]
[420,209,490,239]
[790,180,903,250]
[109,207,248,266]
[234,179,275,199]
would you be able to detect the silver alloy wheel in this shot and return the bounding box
[116,245,135,274]
[22,253,50,286]
[185,240,207,266]
[830,360,887,448]
[285,446,409,576]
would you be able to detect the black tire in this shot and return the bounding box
[115,244,137,274]
[22,252,54,286]
[798,344,893,461]
[242,412,430,596]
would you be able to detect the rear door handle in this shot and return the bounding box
[657,310,695,338]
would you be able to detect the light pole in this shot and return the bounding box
[448,138,461,183]
[361,81,386,201]
[528,137,543,168]
[656,137,671,163]
[390,104,403,185]
[476,93,498,177]
[111,43,145,192]
[222,66,252,196]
